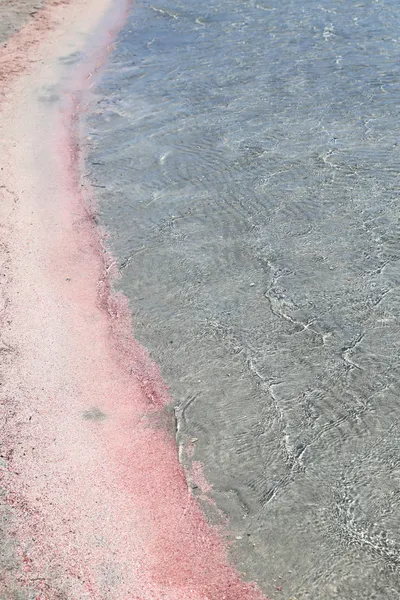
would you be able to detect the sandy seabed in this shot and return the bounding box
[0,2,267,598]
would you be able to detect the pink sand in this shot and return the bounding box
[0,1,268,598]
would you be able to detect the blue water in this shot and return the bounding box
[88,1,400,597]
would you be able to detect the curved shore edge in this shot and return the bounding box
[0,1,268,599]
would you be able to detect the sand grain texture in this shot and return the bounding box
[0,0,45,45]
[0,1,267,598]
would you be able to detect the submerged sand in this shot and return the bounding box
[0,1,266,598]
[85,2,400,597]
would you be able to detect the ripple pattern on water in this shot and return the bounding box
[88,0,400,597]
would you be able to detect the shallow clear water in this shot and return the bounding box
[88,0,400,597]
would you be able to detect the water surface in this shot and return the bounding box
[88,0,400,597]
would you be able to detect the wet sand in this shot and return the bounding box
[0,1,266,598]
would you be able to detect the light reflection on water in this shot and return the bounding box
[88,0,400,597]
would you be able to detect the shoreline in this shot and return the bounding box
[0,2,266,598]
[85,0,400,596]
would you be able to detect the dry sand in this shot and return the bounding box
[0,1,267,598]
[0,1,45,45]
